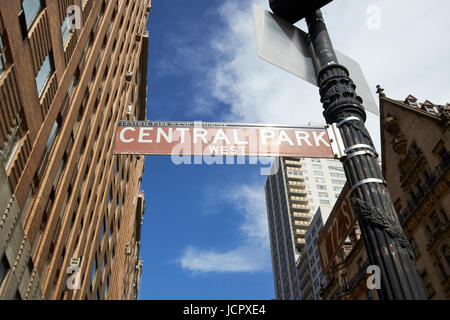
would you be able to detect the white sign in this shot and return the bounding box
[253,4,379,116]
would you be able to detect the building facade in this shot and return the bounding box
[0,0,151,300]
[297,250,313,300]
[304,205,332,300]
[318,184,380,300]
[265,155,345,300]
[321,91,449,300]
[379,90,450,299]
[265,157,305,300]
[321,224,380,300]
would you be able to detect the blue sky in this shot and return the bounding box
[137,0,450,300]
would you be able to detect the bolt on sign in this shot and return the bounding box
[113,121,334,158]
[318,184,358,273]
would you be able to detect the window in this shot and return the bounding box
[4,134,21,171]
[67,74,79,98]
[101,257,106,273]
[316,218,322,227]
[0,33,10,75]
[318,192,329,198]
[332,179,346,185]
[22,0,44,28]
[91,257,98,286]
[425,106,438,115]
[408,100,418,107]
[46,120,60,150]
[13,290,22,300]
[328,166,344,172]
[287,170,303,177]
[429,212,441,231]
[104,277,110,298]
[314,171,324,176]
[317,185,327,190]
[35,52,54,97]
[410,238,420,258]
[100,219,106,241]
[1,255,10,287]
[61,14,72,45]
[312,164,322,169]
[53,155,66,188]
[421,271,435,298]
[320,199,330,205]
[315,178,325,183]
[330,172,346,178]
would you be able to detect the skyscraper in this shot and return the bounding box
[0,0,151,300]
[303,205,332,300]
[265,155,345,300]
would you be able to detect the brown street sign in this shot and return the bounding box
[318,184,358,273]
[113,121,334,158]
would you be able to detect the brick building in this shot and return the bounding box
[379,89,449,299]
[0,0,151,300]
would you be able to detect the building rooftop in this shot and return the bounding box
[377,86,450,120]
[400,94,450,118]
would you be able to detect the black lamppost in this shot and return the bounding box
[268,0,426,300]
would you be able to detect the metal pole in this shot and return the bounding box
[305,10,427,300]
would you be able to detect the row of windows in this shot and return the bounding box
[22,0,44,29]
[330,172,346,179]
[0,33,10,76]
[34,0,124,213]
[9,0,143,299]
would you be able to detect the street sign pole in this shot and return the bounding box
[303,9,426,299]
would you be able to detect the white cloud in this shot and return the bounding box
[180,246,266,273]
[179,0,450,274]
[179,183,271,273]
[207,0,323,126]
[193,0,450,153]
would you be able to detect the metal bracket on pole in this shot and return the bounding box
[336,116,362,128]
[349,178,386,196]
[326,123,347,160]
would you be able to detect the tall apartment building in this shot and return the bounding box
[297,250,313,300]
[265,155,346,300]
[304,205,332,300]
[0,0,151,300]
